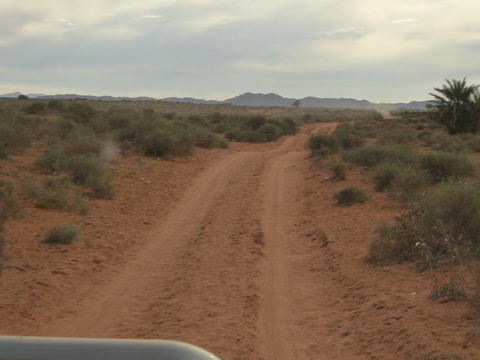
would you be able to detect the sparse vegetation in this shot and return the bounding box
[369,182,480,269]
[331,161,347,180]
[420,152,475,183]
[43,223,81,244]
[373,163,403,191]
[334,186,369,205]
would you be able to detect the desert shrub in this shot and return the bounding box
[373,163,403,191]
[66,131,100,156]
[345,145,420,167]
[21,177,90,213]
[43,223,80,244]
[103,108,140,131]
[244,115,267,130]
[428,278,467,301]
[34,146,70,174]
[276,117,298,135]
[227,130,266,143]
[163,112,177,120]
[84,174,115,200]
[207,112,226,124]
[420,152,475,183]
[334,186,369,205]
[421,182,480,247]
[0,121,32,153]
[52,118,81,139]
[332,125,367,149]
[461,133,480,153]
[331,161,347,180]
[377,130,416,145]
[258,124,282,142]
[308,133,340,156]
[393,167,430,201]
[190,127,228,148]
[68,154,105,183]
[225,129,242,142]
[47,99,66,112]
[24,101,47,115]
[187,114,207,127]
[417,129,433,142]
[370,182,480,268]
[142,125,194,157]
[429,133,468,153]
[67,103,96,124]
[0,143,8,159]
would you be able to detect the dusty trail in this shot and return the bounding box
[38,124,368,359]
[261,149,304,360]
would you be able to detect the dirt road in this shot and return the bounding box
[37,123,351,359]
[3,123,473,359]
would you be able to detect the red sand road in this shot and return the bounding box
[1,123,478,360]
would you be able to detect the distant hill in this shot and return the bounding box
[0,91,47,99]
[224,92,293,107]
[0,91,432,110]
[161,97,223,105]
[224,93,432,110]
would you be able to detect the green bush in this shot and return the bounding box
[332,124,367,149]
[258,124,282,142]
[373,163,403,191]
[24,101,47,115]
[0,121,32,154]
[461,133,480,153]
[346,145,420,167]
[47,99,66,112]
[369,183,480,268]
[226,130,266,143]
[276,117,298,135]
[244,115,267,130]
[334,186,369,205]
[103,108,141,132]
[0,143,8,159]
[52,118,81,139]
[420,152,475,183]
[84,174,115,200]
[190,127,228,149]
[66,132,100,156]
[421,182,480,247]
[308,133,340,156]
[68,154,105,183]
[331,161,347,180]
[142,126,194,157]
[68,103,96,124]
[34,146,70,174]
[429,133,468,153]
[21,177,90,214]
[66,154,114,198]
[43,223,81,244]
[377,130,416,145]
[393,168,430,201]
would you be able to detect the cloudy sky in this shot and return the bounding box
[1,0,480,102]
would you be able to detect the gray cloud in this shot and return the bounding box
[1,0,480,102]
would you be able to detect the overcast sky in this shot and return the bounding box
[1,0,480,102]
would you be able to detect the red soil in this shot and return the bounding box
[1,123,479,359]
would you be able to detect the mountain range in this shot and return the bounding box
[0,91,432,110]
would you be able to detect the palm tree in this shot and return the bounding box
[429,78,480,134]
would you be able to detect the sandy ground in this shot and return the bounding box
[1,123,479,359]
